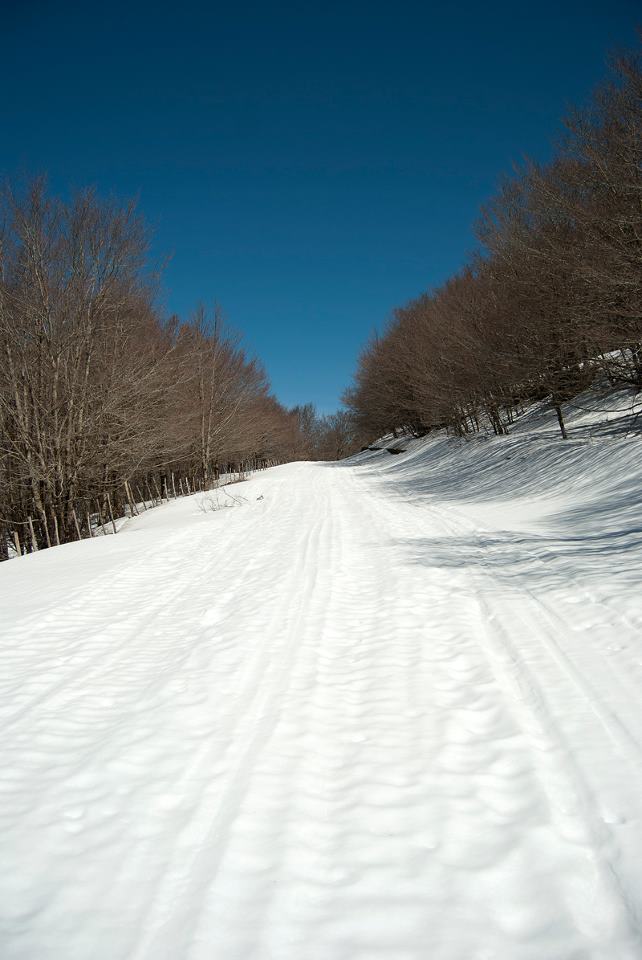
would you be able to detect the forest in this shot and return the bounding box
[344,51,642,444]
[0,184,356,557]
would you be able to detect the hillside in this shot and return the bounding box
[1,387,641,959]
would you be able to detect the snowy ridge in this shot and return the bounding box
[1,387,642,959]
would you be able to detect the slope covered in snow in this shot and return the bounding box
[1,388,642,959]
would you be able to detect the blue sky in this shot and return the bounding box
[2,2,639,411]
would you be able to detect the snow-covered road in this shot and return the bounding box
[2,440,642,959]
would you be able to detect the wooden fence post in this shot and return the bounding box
[28,516,39,552]
[71,507,82,541]
[125,480,139,516]
[106,494,117,535]
[40,513,52,548]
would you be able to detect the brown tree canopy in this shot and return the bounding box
[345,48,642,443]
[0,181,311,554]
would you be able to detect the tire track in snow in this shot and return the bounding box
[216,464,436,960]
[189,475,341,957]
[425,503,642,954]
[345,462,642,956]
[471,591,642,953]
[439,499,642,763]
[0,479,286,732]
[131,476,328,959]
[1,570,197,731]
[283,466,537,957]
[0,517,234,728]
[0,482,312,954]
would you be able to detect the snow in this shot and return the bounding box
[1,390,642,959]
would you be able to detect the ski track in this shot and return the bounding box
[425,506,642,953]
[1,459,642,959]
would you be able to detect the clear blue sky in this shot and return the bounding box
[3,2,639,412]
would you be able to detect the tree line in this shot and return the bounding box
[289,404,359,462]
[0,181,332,557]
[344,47,641,444]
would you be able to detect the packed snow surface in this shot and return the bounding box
[2,396,642,959]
